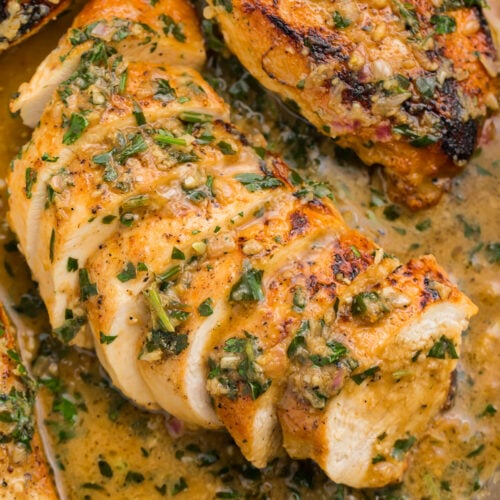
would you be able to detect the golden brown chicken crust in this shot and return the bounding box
[278,255,477,487]
[208,0,500,209]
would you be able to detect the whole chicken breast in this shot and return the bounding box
[206,0,500,209]
[8,0,477,489]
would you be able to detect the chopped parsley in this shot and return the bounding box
[102,215,117,224]
[229,262,264,302]
[310,340,349,367]
[117,262,136,282]
[137,262,148,272]
[213,0,233,13]
[99,332,117,345]
[333,11,351,29]
[171,247,186,260]
[25,168,37,199]
[53,314,87,343]
[79,268,98,301]
[391,435,416,460]
[467,443,485,458]
[479,404,497,417]
[144,329,188,356]
[98,459,113,478]
[62,113,89,145]
[0,386,35,451]
[372,454,386,464]
[125,470,145,484]
[115,134,147,164]
[217,141,237,155]
[416,76,437,98]
[207,333,271,401]
[393,124,439,148]
[293,180,334,200]
[292,287,307,312]
[486,243,500,263]
[457,215,480,239]
[396,1,419,34]
[92,134,148,183]
[132,101,146,126]
[287,320,309,358]
[159,14,186,42]
[351,291,389,323]
[234,173,283,192]
[383,204,401,221]
[351,366,380,385]
[172,477,188,495]
[41,153,59,162]
[198,298,214,317]
[67,257,78,272]
[154,78,177,102]
[416,218,432,232]
[427,336,458,359]
[430,15,457,35]
[49,229,55,262]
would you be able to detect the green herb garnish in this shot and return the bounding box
[234,173,283,192]
[63,113,89,145]
[79,269,97,301]
[198,298,214,317]
[117,262,136,282]
[229,262,264,302]
[427,336,458,359]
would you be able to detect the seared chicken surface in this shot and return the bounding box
[0,0,70,53]
[8,0,477,488]
[206,0,500,209]
[0,304,57,498]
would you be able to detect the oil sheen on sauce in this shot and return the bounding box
[0,4,499,499]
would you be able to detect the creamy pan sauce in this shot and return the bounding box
[0,3,498,498]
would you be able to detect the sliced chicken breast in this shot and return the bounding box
[85,125,278,413]
[278,256,476,487]
[7,0,478,489]
[206,0,500,209]
[21,62,228,338]
[10,0,206,127]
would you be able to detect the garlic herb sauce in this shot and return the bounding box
[0,3,498,498]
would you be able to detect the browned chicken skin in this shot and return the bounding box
[206,0,500,209]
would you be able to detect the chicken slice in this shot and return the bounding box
[10,0,206,127]
[278,256,476,487]
[21,61,227,340]
[8,0,478,489]
[206,227,399,466]
[84,124,280,413]
[207,0,500,208]
[0,303,58,498]
[136,190,345,431]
